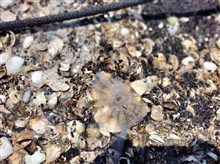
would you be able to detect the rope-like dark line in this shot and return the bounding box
[0,0,147,31]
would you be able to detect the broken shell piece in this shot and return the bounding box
[24,146,46,164]
[23,36,34,49]
[0,105,11,114]
[8,151,25,164]
[182,56,195,65]
[86,123,100,138]
[146,76,159,86]
[47,93,58,108]
[48,37,64,58]
[75,121,85,134]
[127,46,141,58]
[151,105,164,121]
[203,61,217,72]
[42,69,70,91]
[162,77,170,87]
[149,131,164,143]
[152,53,166,70]
[59,62,70,71]
[169,55,179,71]
[0,10,16,21]
[33,92,47,107]
[0,52,11,65]
[0,137,13,160]
[168,133,181,140]
[216,38,220,49]
[46,144,63,163]
[80,151,96,163]
[9,90,21,104]
[131,80,151,96]
[186,105,196,117]
[6,56,24,74]
[91,72,150,134]
[181,39,198,52]
[210,48,220,65]
[206,151,218,161]
[13,131,35,151]
[142,38,154,56]
[29,116,49,134]
[0,0,15,9]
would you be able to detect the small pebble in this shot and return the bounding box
[22,89,32,103]
[6,56,24,74]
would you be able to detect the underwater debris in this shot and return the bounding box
[91,72,150,135]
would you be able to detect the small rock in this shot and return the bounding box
[6,56,24,74]
[151,105,164,121]
[31,70,43,85]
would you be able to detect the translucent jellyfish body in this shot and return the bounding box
[91,72,150,135]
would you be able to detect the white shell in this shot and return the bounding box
[203,61,217,72]
[0,137,14,160]
[6,56,24,74]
